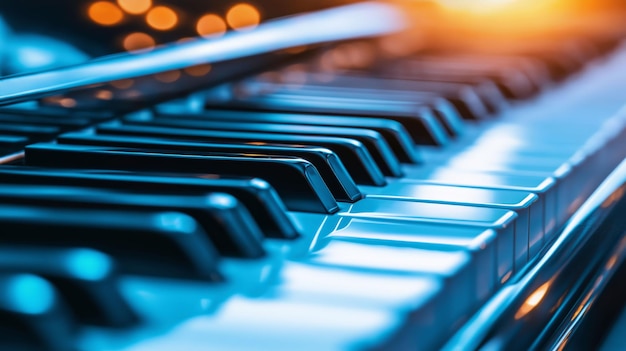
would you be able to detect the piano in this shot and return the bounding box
[0,0,624,350]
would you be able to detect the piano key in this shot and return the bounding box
[0,123,60,141]
[399,169,558,243]
[122,117,404,177]
[0,112,92,130]
[363,183,540,270]
[97,123,387,186]
[323,218,499,302]
[0,205,222,280]
[151,109,422,164]
[0,247,137,326]
[350,68,509,115]
[273,263,447,350]
[0,184,266,258]
[395,57,539,99]
[25,143,339,214]
[57,133,363,203]
[339,198,517,281]
[233,81,466,137]
[0,105,115,122]
[205,94,450,146]
[308,240,475,329]
[0,166,299,240]
[258,73,491,122]
[0,134,30,155]
[125,296,403,351]
[0,273,75,351]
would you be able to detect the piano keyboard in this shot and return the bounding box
[0,2,625,350]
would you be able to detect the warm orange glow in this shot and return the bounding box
[196,14,227,37]
[226,3,261,31]
[146,6,178,30]
[95,90,113,100]
[111,79,135,89]
[123,32,155,51]
[117,0,151,14]
[59,98,77,108]
[515,281,551,319]
[184,64,212,77]
[155,70,181,83]
[88,1,124,26]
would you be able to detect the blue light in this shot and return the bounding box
[5,274,55,315]
[65,249,113,281]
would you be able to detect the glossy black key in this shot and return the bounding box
[58,133,362,203]
[152,109,421,164]
[0,113,92,131]
[25,143,339,214]
[0,106,115,121]
[0,205,221,280]
[0,166,298,240]
[0,134,30,155]
[0,273,75,351]
[391,56,542,100]
[205,95,449,146]
[0,247,137,326]
[0,123,60,141]
[97,123,386,186]
[257,74,490,122]
[355,69,509,115]
[123,117,404,177]
[0,184,265,258]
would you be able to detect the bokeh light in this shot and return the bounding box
[123,32,156,51]
[146,6,178,30]
[184,64,212,77]
[196,14,227,38]
[154,70,181,83]
[88,1,124,26]
[117,0,152,14]
[226,3,261,31]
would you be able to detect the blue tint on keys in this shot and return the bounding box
[363,181,540,269]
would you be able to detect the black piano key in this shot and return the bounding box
[0,113,92,131]
[25,143,339,214]
[261,74,491,122]
[152,109,421,164]
[0,123,60,141]
[205,95,449,146]
[97,123,387,186]
[123,117,404,178]
[267,89,465,138]
[394,58,538,100]
[0,205,222,280]
[0,134,30,155]
[0,247,137,327]
[0,106,115,121]
[358,69,509,115]
[0,166,298,240]
[58,133,363,203]
[0,184,266,258]
[0,273,75,351]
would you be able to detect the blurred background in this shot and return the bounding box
[0,0,625,76]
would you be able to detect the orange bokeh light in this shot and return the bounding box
[154,70,181,83]
[88,1,124,26]
[117,0,152,14]
[146,6,178,30]
[123,32,156,51]
[196,14,227,38]
[226,3,261,31]
[184,64,212,77]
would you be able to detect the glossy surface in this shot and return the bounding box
[25,143,339,214]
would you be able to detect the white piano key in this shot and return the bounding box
[362,183,539,270]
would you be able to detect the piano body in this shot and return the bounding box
[0,0,624,350]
